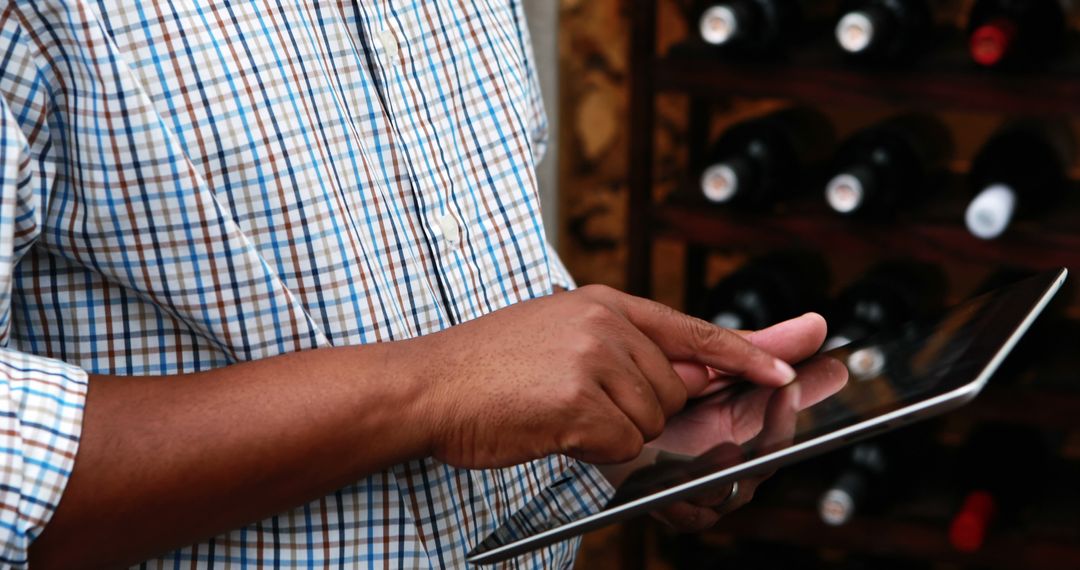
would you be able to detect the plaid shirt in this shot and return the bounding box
[0,1,611,567]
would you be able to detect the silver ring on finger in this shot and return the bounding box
[717,480,739,509]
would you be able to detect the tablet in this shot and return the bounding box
[466,268,1068,565]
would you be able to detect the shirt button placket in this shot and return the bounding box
[437,212,461,247]
[381,30,399,62]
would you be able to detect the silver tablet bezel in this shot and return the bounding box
[467,268,1067,565]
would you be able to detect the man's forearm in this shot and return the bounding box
[26,285,806,568]
[30,340,433,570]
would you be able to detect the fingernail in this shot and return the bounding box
[774,359,797,385]
[788,381,802,408]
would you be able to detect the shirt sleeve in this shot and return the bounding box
[0,18,90,568]
[546,241,577,292]
[511,2,550,166]
[483,458,615,561]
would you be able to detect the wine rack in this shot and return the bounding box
[653,199,1080,271]
[621,0,1080,568]
[657,41,1080,116]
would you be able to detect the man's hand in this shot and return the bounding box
[416,284,799,468]
[649,314,848,531]
[656,313,834,454]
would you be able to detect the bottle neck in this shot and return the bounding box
[819,440,898,526]
[970,17,1019,67]
[949,490,998,553]
[826,163,878,215]
[819,487,858,526]
[819,469,869,526]
[701,155,756,203]
[846,345,888,380]
[836,6,892,55]
[965,183,1018,240]
[700,2,754,46]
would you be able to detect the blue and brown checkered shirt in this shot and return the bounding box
[0,1,610,567]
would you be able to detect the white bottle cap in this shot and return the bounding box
[836,11,876,54]
[965,184,1017,240]
[701,162,741,203]
[847,346,886,381]
[820,488,856,526]
[826,172,866,214]
[712,311,744,330]
[700,5,739,46]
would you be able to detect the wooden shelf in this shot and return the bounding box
[656,43,1080,115]
[701,506,1080,570]
[652,201,1080,272]
[968,388,1080,431]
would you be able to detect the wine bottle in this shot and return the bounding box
[964,120,1075,240]
[948,424,1049,552]
[834,0,933,64]
[967,0,1067,69]
[823,260,946,351]
[819,442,889,526]
[696,0,804,55]
[702,251,829,331]
[700,107,835,208]
[824,114,954,218]
[818,435,919,526]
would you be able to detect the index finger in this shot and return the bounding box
[738,313,829,364]
[677,313,828,396]
[602,291,797,388]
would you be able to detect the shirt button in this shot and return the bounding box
[438,213,461,246]
[381,30,399,61]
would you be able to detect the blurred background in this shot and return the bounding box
[544,0,1080,568]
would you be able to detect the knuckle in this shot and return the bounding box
[580,283,616,298]
[598,423,644,464]
[664,382,689,415]
[579,300,614,326]
[686,507,707,532]
[558,380,592,408]
[679,507,699,531]
[686,317,718,348]
[698,510,721,530]
[569,332,606,361]
[557,431,585,458]
[642,409,666,441]
[617,428,645,462]
[651,300,681,321]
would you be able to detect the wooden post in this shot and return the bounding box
[622,6,659,569]
[683,98,711,311]
[626,0,658,298]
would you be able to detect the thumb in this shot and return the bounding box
[672,361,711,397]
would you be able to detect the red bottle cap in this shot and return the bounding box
[970,18,1018,67]
[949,490,999,553]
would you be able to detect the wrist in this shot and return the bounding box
[330,339,439,466]
[386,334,450,461]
